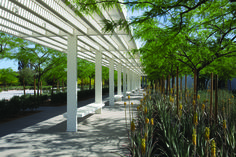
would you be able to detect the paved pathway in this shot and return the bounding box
[0,90,143,157]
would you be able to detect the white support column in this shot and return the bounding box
[123,67,127,98]
[117,63,122,95]
[127,69,130,92]
[138,74,141,89]
[132,72,134,91]
[109,58,114,106]
[67,34,77,132]
[95,51,102,105]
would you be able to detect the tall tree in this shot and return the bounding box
[0,68,18,87]
[13,44,67,96]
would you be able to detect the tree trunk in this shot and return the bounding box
[81,79,84,91]
[166,76,168,95]
[162,75,165,94]
[23,76,26,95]
[40,81,42,95]
[34,75,36,97]
[37,75,40,97]
[185,75,187,102]
[180,76,182,102]
[176,67,179,116]
[210,73,213,123]
[62,78,64,92]
[57,80,59,92]
[51,75,55,96]
[89,78,91,90]
[194,69,197,102]
[172,75,175,95]
[168,75,170,95]
[215,75,218,123]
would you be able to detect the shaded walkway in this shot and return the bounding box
[0,90,144,157]
[0,94,109,137]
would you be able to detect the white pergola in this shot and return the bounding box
[0,0,144,132]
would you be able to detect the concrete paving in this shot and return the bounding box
[0,90,143,157]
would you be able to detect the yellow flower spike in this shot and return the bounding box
[151,118,154,125]
[128,95,130,99]
[211,140,216,157]
[149,96,151,100]
[144,132,147,141]
[228,98,231,101]
[179,104,183,110]
[131,102,134,105]
[124,102,127,106]
[137,106,140,110]
[223,120,227,129]
[197,94,200,99]
[232,95,234,99]
[145,118,149,124]
[144,96,146,101]
[192,100,196,106]
[205,127,210,141]
[192,129,197,146]
[193,112,198,126]
[171,88,173,94]
[144,107,148,114]
[141,138,146,154]
[143,93,145,96]
[131,120,135,132]
[201,104,205,111]
[140,99,143,103]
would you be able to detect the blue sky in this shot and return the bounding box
[0,58,18,71]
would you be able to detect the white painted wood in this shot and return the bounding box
[123,67,127,98]
[95,51,102,105]
[109,58,114,106]
[67,34,78,132]
[63,103,105,118]
[117,63,122,95]
[127,69,130,92]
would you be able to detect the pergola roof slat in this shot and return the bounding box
[0,0,144,75]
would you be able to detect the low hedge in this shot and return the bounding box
[50,87,117,105]
[0,87,117,119]
[0,94,49,119]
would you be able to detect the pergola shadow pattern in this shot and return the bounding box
[0,0,144,131]
[0,90,144,157]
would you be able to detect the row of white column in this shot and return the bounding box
[66,35,141,132]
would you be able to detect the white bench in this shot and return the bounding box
[63,103,105,118]
[114,95,123,101]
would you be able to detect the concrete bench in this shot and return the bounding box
[114,95,123,101]
[63,103,105,118]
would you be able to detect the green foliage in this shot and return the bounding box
[19,67,35,86]
[0,32,26,59]
[0,94,43,120]
[130,87,236,156]
[0,68,18,86]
